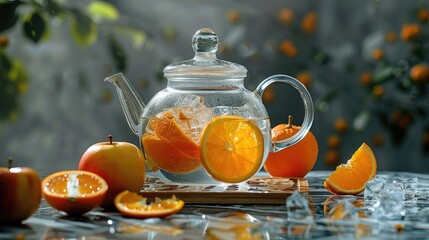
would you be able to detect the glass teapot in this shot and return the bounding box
[105,28,314,184]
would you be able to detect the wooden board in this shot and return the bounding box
[140,176,309,205]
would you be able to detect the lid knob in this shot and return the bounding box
[192,28,219,53]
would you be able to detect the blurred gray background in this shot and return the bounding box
[0,0,428,174]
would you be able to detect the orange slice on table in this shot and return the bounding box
[114,190,185,218]
[42,170,108,215]
[200,116,264,183]
[323,143,377,195]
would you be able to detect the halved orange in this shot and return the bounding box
[114,190,184,218]
[323,143,377,195]
[42,170,108,215]
[142,132,201,174]
[200,116,264,183]
[147,112,200,158]
[142,109,203,174]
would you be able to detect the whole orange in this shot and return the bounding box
[78,135,146,209]
[264,116,318,178]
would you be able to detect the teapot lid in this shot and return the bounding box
[163,28,247,79]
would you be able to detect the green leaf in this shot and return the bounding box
[0,2,19,33]
[163,26,176,42]
[44,0,64,16]
[108,36,127,72]
[353,110,371,132]
[372,66,394,84]
[22,11,45,43]
[70,10,97,47]
[313,50,330,65]
[316,90,339,112]
[114,26,146,48]
[87,1,119,21]
[0,51,12,75]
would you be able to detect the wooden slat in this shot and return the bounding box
[140,176,309,205]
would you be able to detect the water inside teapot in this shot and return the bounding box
[139,94,271,184]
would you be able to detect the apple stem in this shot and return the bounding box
[108,135,113,144]
[7,156,12,169]
[286,115,293,128]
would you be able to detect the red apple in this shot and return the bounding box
[78,135,146,209]
[0,157,41,224]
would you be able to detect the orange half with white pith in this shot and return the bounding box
[41,170,108,215]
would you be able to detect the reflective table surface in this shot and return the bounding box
[2,171,429,239]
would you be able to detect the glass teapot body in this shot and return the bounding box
[140,78,271,184]
[106,28,314,184]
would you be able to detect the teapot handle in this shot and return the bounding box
[254,74,314,152]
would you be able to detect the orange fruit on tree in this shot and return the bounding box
[385,32,397,43]
[359,72,373,86]
[200,116,264,183]
[301,11,318,34]
[410,63,429,83]
[372,48,384,60]
[142,110,202,174]
[400,23,420,41]
[227,10,240,24]
[264,115,318,178]
[418,9,429,22]
[324,149,340,167]
[278,8,295,25]
[279,40,298,58]
[334,118,348,134]
[114,190,184,218]
[372,85,384,99]
[41,170,108,215]
[0,35,9,47]
[295,71,312,88]
[327,134,341,149]
[323,143,377,195]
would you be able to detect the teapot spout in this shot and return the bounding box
[105,73,145,136]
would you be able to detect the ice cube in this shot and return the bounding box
[402,177,418,204]
[379,191,405,219]
[326,199,358,220]
[153,99,214,143]
[365,176,419,205]
[286,191,314,223]
[370,191,405,220]
[385,177,418,204]
[212,104,253,118]
[174,94,202,108]
[364,176,387,201]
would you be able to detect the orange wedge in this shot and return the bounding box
[142,110,202,174]
[147,112,200,158]
[114,190,184,218]
[200,116,264,183]
[42,170,108,215]
[324,143,377,195]
[142,132,201,174]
